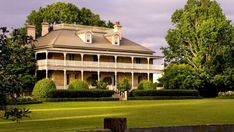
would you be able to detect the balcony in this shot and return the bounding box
[37,59,164,73]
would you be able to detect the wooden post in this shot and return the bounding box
[104,118,127,132]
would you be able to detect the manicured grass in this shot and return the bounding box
[1,99,234,132]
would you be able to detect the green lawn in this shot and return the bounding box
[1,99,234,132]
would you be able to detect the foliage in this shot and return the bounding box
[218,91,234,97]
[159,63,201,89]
[32,78,56,98]
[7,96,42,105]
[46,89,115,98]
[0,27,36,102]
[103,77,112,85]
[153,82,163,88]
[130,89,199,97]
[27,2,114,37]
[161,0,234,95]
[138,80,154,90]
[68,80,89,90]
[117,79,131,94]
[3,108,31,123]
[96,81,108,89]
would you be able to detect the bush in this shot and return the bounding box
[68,80,89,90]
[218,91,234,97]
[96,81,108,89]
[46,89,115,98]
[32,78,56,98]
[138,80,154,90]
[159,64,201,89]
[7,96,42,105]
[117,79,131,94]
[130,89,200,97]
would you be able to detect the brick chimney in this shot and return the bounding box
[41,20,49,36]
[27,24,36,40]
[113,21,122,39]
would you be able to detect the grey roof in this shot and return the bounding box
[35,29,155,54]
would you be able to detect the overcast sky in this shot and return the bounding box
[0,0,233,56]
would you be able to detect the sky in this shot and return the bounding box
[0,0,233,56]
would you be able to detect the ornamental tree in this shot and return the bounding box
[161,0,234,95]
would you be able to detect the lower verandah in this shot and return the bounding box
[37,70,153,90]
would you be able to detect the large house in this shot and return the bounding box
[27,21,164,90]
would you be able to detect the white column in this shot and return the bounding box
[81,70,84,81]
[64,53,67,66]
[46,51,48,78]
[64,70,67,89]
[147,57,150,81]
[114,56,117,68]
[98,71,100,81]
[81,53,84,66]
[115,71,117,90]
[131,72,134,89]
[131,57,134,69]
[147,57,150,70]
[97,54,100,67]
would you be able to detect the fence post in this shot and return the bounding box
[104,118,127,132]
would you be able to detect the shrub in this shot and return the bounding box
[218,91,234,97]
[46,89,115,98]
[7,96,42,105]
[0,93,6,110]
[130,89,200,97]
[96,81,108,89]
[117,79,131,94]
[68,80,89,90]
[138,80,154,90]
[32,78,56,98]
[159,64,201,89]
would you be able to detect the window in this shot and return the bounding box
[93,55,98,62]
[66,73,70,85]
[75,72,78,79]
[68,54,75,60]
[113,35,119,45]
[86,33,92,43]
[135,58,141,64]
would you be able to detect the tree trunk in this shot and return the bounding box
[104,118,127,132]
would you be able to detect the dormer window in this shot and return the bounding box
[86,33,92,43]
[76,30,93,44]
[113,35,119,45]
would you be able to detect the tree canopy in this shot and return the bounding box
[160,0,234,96]
[27,2,114,37]
[0,27,36,102]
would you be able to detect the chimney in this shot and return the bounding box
[27,24,35,40]
[113,21,122,39]
[41,20,49,36]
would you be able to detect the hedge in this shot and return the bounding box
[138,80,154,90]
[130,89,200,97]
[128,96,202,100]
[46,89,115,98]
[68,80,89,90]
[44,97,119,102]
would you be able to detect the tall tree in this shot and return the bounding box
[0,27,36,101]
[161,0,234,95]
[27,2,114,37]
